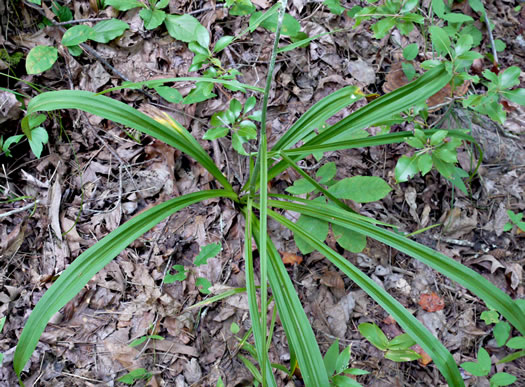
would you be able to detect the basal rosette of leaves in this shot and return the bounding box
[13,1,525,387]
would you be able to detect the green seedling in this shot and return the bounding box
[163,243,220,294]
[460,347,516,387]
[204,97,261,155]
[503,210,525,233]
[463,67,525,124]
[117,368,152,384]
[395,128,469,193]
[359,322,421,362]
[129,334,164,347]
[323,340,369,386]
[349,0,424,39]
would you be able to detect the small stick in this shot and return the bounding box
[0,200,39,218]
[54,17,111,26]
[481,5,498,64]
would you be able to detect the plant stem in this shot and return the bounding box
[250,0,287,383]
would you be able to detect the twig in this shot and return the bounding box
[54,17,111,26]
[481,4,498,64]
[0,200,39,218]
[188,3,226,15]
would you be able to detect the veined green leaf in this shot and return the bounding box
[266,206,464,387]
[14,190,237,380]
[24,90,233,191]
[269,199,525,337]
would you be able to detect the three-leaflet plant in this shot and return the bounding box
[12,1,525,386]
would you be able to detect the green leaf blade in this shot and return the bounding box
[26,46,58,75]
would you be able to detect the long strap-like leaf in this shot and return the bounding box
[268,65,452,181]
[14,190,237,381]
[249,214,330,386]
[268,209,464,387]
[25,90,233,191]
[270,85,364,152]
[270,199,525,336]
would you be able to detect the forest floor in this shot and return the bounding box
[1,0,524,386]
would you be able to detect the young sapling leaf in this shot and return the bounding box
[358,322,389,351]
[196,277,212,294]
[490,372,516,387]
[384,349,421,362]
[194,243,221,266]
[285,178,316,195]
[316,162,337,184]
[26,46,58,74]
[460,347,491,377]
[506,336,525,349]
[230,322,240,334]
[403,43,418,61]
[105,0,145,11]
[323,340,340,376]
[243,96,257,114]
[164,264,188,284]
[493,321,511,347]
[388,333,416,350]
[328,176,392,203]
[335,345,352,374]
[402,62,416,81]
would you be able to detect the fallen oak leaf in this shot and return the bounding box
[418,292,445,312]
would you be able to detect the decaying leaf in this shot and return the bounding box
[281,251,303,265]
[413,344,433,366]
[418,292,445,312]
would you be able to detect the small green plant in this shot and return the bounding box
[347,0,525,130]
[503,210,525,233]
[358,322,421,362]
[0,134,24,157]
[12,2,525,386]
[323,340,369,386]
[460,347,516,387]
[26,18,129,74]
[481,308,525,365]
[395,128,469,193]
[116,368,152,385]
[20,113,49,158]
[163,243,221,294]
[463,67,525,124]
[129,334,164,347]
[349,0,424,39]
[203,97,261,155]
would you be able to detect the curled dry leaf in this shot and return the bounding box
[418,292,445,312]
[383,63,469,110]
[281,251,303,265]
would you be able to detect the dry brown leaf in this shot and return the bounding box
[320,270,345,290]
[413,344,433,366]
[418,292,445,312]
[281,251,303,265]
[49,178,62,241]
